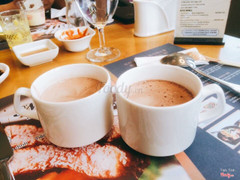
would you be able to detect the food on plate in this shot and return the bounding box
[217,126,240,145]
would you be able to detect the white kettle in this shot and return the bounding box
[133,0,178,37]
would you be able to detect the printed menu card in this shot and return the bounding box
[174,0,231,44]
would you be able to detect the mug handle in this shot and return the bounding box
[199,84,226,122]
[14,87,39,120]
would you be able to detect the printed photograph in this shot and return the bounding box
[0,95,190,180]
[198,96,233,129]
[207,110,240,148]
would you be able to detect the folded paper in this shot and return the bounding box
[134,48,209,67]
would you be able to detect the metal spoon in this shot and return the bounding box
[161,53,240,94]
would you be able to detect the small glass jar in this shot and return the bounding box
[18,0,46,26]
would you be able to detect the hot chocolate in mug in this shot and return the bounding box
[116,64,226,156]
[14,64,113,148]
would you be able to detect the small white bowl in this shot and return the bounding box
[12,39,59,67]
[0,63,10,84]
[54,26,96,52]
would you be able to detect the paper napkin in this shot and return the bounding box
[51,7,66,19]
[134,48,209,67]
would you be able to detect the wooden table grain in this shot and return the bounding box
[0,23,239,99]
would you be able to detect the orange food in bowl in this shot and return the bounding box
[54,26,96,52]
[61,28,88,40]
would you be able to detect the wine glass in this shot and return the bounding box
[76,0,120,62]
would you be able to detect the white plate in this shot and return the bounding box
[0,63,10,84]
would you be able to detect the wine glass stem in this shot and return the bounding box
[97,27,106,48]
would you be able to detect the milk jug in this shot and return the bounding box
[133,0,178,37]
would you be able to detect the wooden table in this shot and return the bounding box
[1,23,240,180]
[0,23,240,99]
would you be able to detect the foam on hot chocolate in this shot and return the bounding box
[126,80,193,107]
[40,77,104,102]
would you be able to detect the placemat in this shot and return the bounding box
[0,94,191,180]
[105,43,240,180]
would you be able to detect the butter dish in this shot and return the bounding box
[12,39,59,67]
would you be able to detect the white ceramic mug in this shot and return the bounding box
[116,64,226,156]
[14,64,113,148]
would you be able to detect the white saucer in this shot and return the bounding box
[0,63,10,84]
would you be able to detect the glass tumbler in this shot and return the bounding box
[18,0,46,26]
[0,9,32,49]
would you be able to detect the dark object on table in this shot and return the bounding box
[0,70,3,76]
[234,120,240,127]
[0,41,9,51]
[174,37,225,45]
[114,0,134,24]
[225,0,240,38]
[0,123,14,180]
[45,9,51,19]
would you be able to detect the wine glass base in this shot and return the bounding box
[86,47,120,63]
